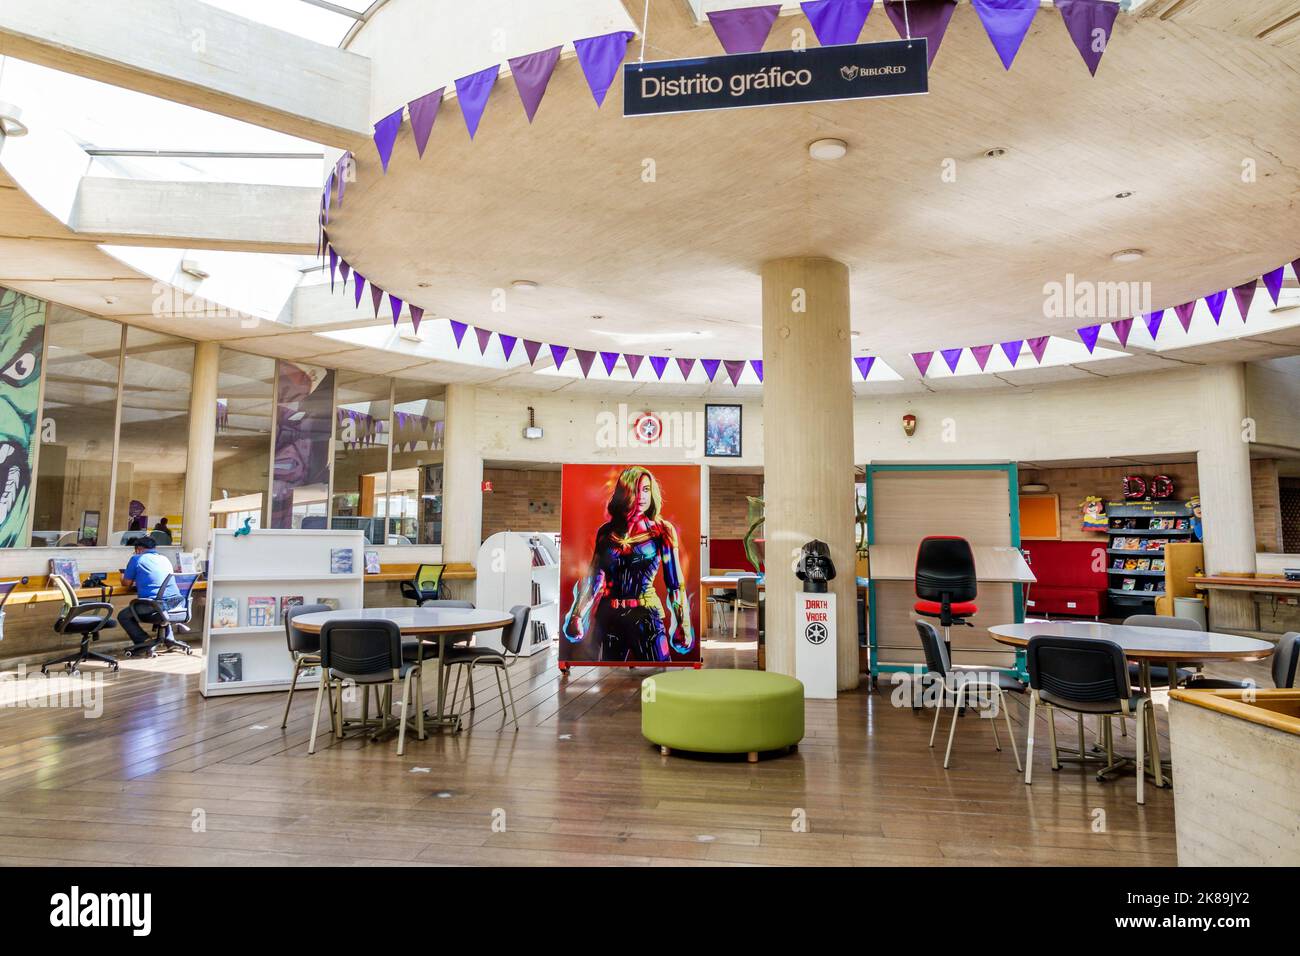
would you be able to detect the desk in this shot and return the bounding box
[1187,574,1300,635]
[292,607,513,732]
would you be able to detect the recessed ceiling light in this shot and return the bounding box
[1111,249,1144,263]
[417,281,431,288]
[984,146,1008,159]
[1114,191,1134,199]
[511,279,539,292]
[591,314,603,321]
[808,138,848,161]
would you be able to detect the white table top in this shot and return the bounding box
[989,620,1274,662]
[291,606,514,635]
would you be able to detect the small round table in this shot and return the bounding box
[293,607,515,732]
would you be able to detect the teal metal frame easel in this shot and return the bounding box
[865,462,1028,687]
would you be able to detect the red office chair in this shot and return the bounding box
[914,536,978,652]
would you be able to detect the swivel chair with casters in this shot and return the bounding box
[41,574,119,674]
[914,536,979,655]
[446,605,530,732]
[280,602,334,729]
[400,564,446,607]
[122,573,200,657]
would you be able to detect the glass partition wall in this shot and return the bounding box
[212,350,276,532]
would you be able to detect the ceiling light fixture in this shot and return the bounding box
[808,138,848,161]
[1111,249,1144,263]
[1114,191,1134,199]
[511,279,539,292]
[0,102,28,138]
[984,146,1008,159]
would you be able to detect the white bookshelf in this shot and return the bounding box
[475,531,559,657]
[199,528,366,697]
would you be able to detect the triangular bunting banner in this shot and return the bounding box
[509,47,562,123]
[370,283,384,317]
[1263,267,1285,305]
[323,171,333,224]
[971,0,1038,70]
[523,339,543,365]
[971,344,994,370]
[335,154,351,206]
[600,351,620,375]
[339,260,351,288]
[328,247,338,292]
[499,334,518,361]
[409,306,424,334]
[625,354,644,377]
[1204,290,1227,324]
[1077,325,1101,352]
[855,355,876,379]
[912,351,934,376]
[353,273,366,309]
[701,358,722,382]
[373,107,404,173]
[475,327,493,354]
[1143,311,1164,339]
[450,320,468,347]
[941,348,962,372]
[676,358,697,380]
[650,355,670,380]
[549,344,569,368]
[1111,318,1133,347]
[884,0,957,66]
[1174,301,1197,331]
[573,31,634,107]
[1000,340,1023,366]
[707,4,782,54]
[388,295,404,326]
[724,360,746,386]
[408,89,444,158]
[1055,0,1120,76]
[1027,336,1050,362]
[454,65,500,139]
[751,360,764,382]
[801,0,875,46]
[1232,280,1256,321]
[574,349,596,378]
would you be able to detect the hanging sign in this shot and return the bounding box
[624,39,928,117]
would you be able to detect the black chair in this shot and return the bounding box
[123,573,200,657]
[915,620,1023,770]
[401,599,475,663]
[446,605,530,732]
[400,564,446,606]
[731,576,761,640]
[1272,632,1300,688]
[1024,635,1154,804]
[1122,614,1198,688]
[280,602,333,728]
[309,618,423,756]
[914,536,978,651]
[41,574,119,674]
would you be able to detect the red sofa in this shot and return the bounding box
[1020,540,1108,619]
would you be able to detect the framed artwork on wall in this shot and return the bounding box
[704,403,742,458]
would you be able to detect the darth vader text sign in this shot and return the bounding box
[624,40,928,117]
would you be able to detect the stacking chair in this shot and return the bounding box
[400,564,446,606]
[915,621,1023,771]
[309,618,423,756]
[280,602,333,728]
[41,574,119,674]
[123,573,201,657]
[914,536,978,653]
[446,605,530,732]
[1024,635,1154,804]
[1272,632,1300,688]
[706,586,735,636]
[732,576,761,640]
[1122,614,1198,688]
[401,598,475,663]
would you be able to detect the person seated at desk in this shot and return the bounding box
[119,538,182,648]
[151,518,173,545]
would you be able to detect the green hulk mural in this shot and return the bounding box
[0,290,45,548]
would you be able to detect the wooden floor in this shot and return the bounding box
[0,621,1267,867]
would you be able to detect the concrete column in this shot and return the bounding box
[181,341,219,553]
[761,258,858,690]
[442,384,483,565]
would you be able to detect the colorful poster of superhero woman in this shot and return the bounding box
[560,464,701,666]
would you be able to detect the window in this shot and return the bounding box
[211,350,276,532]
[330,372,391,545]
[271,360,334,530]
[390,381,445,545]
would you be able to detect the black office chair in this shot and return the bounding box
[1024,635,1154,804]
[280,602,333,728]
[400,564,446,606]
[1183,629,1300,691]
[309,618,423,756]
[1122,614,1199,688]
[41,574,119,674]
[446,605,530,733]
[914,536,978,652]
[123,573,200,657]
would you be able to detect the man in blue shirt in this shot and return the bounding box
[119,538,183,649]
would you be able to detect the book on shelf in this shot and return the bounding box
[1121,578,1137,591]
[364,550,381,574]
[216,652,243,683]
[315,597,341,611]
[1142,581,1157,592]
[330,548,354,574]
[1123,558,1138,571]
[280,596,305,623]
[531,580,541,605]
[1151,559,1166,572]
[49,559,79,588]
[246,596,277,627]
[1136,559,1151,571]
[212,596,239,629]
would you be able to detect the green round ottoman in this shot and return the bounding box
[641,669,804,762]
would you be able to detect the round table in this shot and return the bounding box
[293,607,515,731]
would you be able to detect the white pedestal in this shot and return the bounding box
[795,591,837,699]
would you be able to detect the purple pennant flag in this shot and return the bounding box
[574,349,596,378]
[323,172,333,224]
[373,107,404,173]
[1055,0,1120,76]
[335,154,351,206]
[409,305,424,334]
[388,295,403,326]
[1204,290,1227,324]
[1143,311,1164,339]
[971,344,994,370]
[625,354,644,377]
[971,0,1038,70]
[701,358,722,382]
[1027,336,1050,363]
[884,0,957,66]
[408,89,444,158]
[1000,340,1023,366]
[676,358,697,380]
[1174,301,1197,331]
[649,355,670,380]
[370,283,384,318]
[1292,257,1300,283]
[353,273,366,309]
[549,344,569,369]
[449,319,468,348]
[1263,266,1285,305]
[707,5,782,54]
[454,65,499,139]
[1111,318,1133,347]
[1232,280,1256,321]
[751,360,764,382]
[523,339,543,365]
[940,348,962,372]
[475,327,493,354]
[573,31,634,107]
[509,47,562,123]
[328,247,338,292]
[724,360,746,386]
[854,355,876,379]
[499,334,518,361]
[599,351,620,376]
[801,0,875,46]
[339,260,351,289]
[1077,325,1101,353]
[912,352,934,376]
